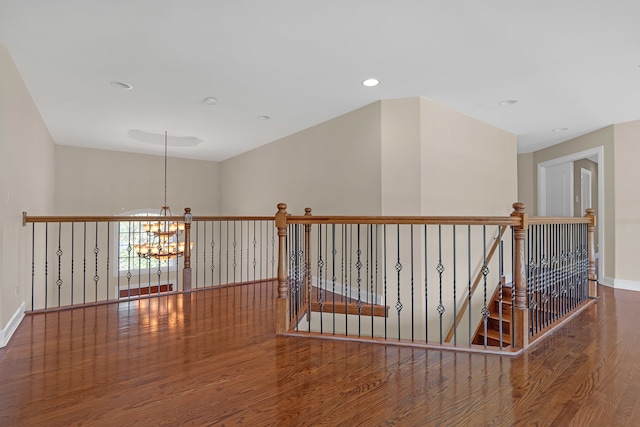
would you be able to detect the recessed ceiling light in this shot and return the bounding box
[257,115,271,120]
[552,127,569,132]
[362,78,380,87]
[110,81,133,90]
[203,97,217,105]
[498,99,518,106]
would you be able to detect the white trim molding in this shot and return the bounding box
[537,146,605,284]
[612,279,640,292]
[0,302,25,348]
[598,276,640,292]
[599,276,615,287]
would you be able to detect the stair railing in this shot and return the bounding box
[275,202,598,352]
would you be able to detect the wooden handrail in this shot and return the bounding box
[23,214,188,224]
[286,215,518,226]
[444,225,507,343]
[528,216,591,225]
[192,216,274,221]
[23,213,274,224]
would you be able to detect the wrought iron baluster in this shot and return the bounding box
[384,225,388,339]
[481,225,489,348]
[370,224,378,338]
[356,224,362,336]
[289,224,299,329]
[219,221,222,285]
[467,225,471,346]
[31,223,35,311]
[437,225,445,345]
[318,224,325,333]
[396,224,403,341]
[146,220,152,293]
[306,223,312,333]
[126,222,132,299]
[94,222,100,303]
[339,224,345,303]
[260,221,263,281]
[199,221,204,288]
[452,225,456,346]
[529,225,537,336]
[83,222,86,305]
[56,222,63,307]
[325,223,329,329]
[367,224,373,337]
[106,222,110,301]
[71,223,75,305]
[233,221,237,283]
[426,225,429,343]
[344,224,349,336]
[332,224,337,335]
[253,221,257,282]
[45,223,49,309]
[243,221,247,283]
[512,229,516,341]
[543,224,550,330]
[498,239,504,350]
[138,221,143,298]
[226,221,230,285]
[411,224,415,342]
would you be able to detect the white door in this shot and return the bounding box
[544,163,573,216]
[580,168,592,215]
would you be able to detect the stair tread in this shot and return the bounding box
[477,328,511,342]
[488,311,511,323]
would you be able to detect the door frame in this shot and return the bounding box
[580,167,593,215]
[537,146,604,282]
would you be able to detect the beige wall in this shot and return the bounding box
[517,153,535,210]
[55,145,220,216]
[0,44,55,339]
[220,102,383,216]
[420,97,518,215]
[380,98,422,215]
[613,120,640,282]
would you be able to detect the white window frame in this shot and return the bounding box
[113,208,179,277]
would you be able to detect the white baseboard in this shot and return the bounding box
[599,276,615,287]
[612,279,640,292]
[0,302,25,348]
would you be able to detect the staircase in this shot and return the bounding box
[472,281,512,347]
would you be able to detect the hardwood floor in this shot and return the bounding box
[1,282,640,426]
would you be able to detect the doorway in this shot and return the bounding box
[537,146,604,281]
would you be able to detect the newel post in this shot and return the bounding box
[585,208,597,298]
[511,202,529,349]
[304,208,312,320]
[183,207,192,292]
[276,203,290,334]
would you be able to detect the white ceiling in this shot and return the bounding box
[1,1,639,162]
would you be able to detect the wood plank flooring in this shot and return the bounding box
[1,282,639,426]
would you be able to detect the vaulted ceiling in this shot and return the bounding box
[1,1,639,161]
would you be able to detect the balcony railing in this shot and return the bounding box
[22,202,597,353]
[22,209,275,311]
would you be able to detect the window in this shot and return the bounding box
[116,209,177,274]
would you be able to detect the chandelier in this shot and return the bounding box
[134,131,189,261]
